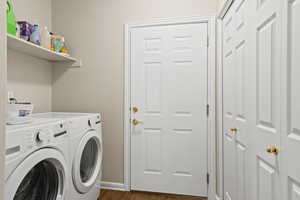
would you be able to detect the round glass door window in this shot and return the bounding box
[80,138,99,183]
[14,160,59,200]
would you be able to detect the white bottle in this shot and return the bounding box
[41,26,51,49]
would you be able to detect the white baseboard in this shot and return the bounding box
[100,181,126,191]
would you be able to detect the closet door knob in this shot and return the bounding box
[266,146,279,155]
[132,107,139,113]
[132,119,141,126]
[230,128,238,132]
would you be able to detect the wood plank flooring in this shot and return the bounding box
[99,189,207,200]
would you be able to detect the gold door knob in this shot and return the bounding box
[132,107,139,113]
[230,128,238,132]
[132,119,141,126]
[266,146,279,155]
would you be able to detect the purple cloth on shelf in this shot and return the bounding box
[17,21,34,41]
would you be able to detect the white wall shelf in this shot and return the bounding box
[7,34,82,67]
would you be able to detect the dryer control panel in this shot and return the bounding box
[88,114,102,129]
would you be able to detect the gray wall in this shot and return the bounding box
[7,50,52,112]
[52,0,217,183]
[7,0,52,112]
[218,0,227,11]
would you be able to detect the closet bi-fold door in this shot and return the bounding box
[223,7,236,199]
[281,0,300,199]
[247,0,283,199]
[222,0,249,199]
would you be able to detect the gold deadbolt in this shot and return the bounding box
[230,128,238,132]
[132,119,141,126]
[132,107,139,113]
[266,146,279,155]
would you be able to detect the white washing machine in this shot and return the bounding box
[32,112,103,200]
[5,118,69,200]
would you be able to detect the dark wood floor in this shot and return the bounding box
[99,189,207,200]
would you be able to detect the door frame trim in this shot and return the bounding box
[215,18,224,200]
[123,16,216,199]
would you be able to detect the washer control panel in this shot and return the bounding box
[6,120,70,164]
[36,131,49,142]
[34,128,51,145]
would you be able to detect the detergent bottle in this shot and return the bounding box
[7,0,17,36]
[41,27,51,49]
[30,24,41,45]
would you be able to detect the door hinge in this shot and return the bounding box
[207,173,210,184]
[206,104,210,117]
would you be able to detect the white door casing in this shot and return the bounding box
[130,21,209,197]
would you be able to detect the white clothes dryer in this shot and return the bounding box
[32,112,103,200]
[5,119,69,200]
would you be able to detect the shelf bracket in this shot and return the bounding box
[71,59,82,68]
[53,59,82,68]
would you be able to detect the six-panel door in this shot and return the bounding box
[130,22,209,197]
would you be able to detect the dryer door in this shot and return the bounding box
[73,130,102,194]
[6,148,67,200]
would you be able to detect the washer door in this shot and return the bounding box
[73,130,102,194]
[6,148,67,200]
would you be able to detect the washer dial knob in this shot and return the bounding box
[36,131,47,142]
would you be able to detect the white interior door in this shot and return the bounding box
[222,0,298,199]
[282,0,300,199]
[247,0,282,199]
[223,7,237,200]
[130,22,208,197]
[222,1,249,200]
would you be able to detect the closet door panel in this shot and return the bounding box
[223,43,236,200]
[256,15,279,156]
[251,0,282,199]
[233,1,248,200]
[255,21,280,200]
[236,142,246,200]
[223,44,236,200]
[234,0,248,148]
[223,8,237,200]
[287,0,300,177]
[288,180,300,200]
[256,17,277,133]
[284,0,300,199]
[257,159,277,200]
[223,0,250,199]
